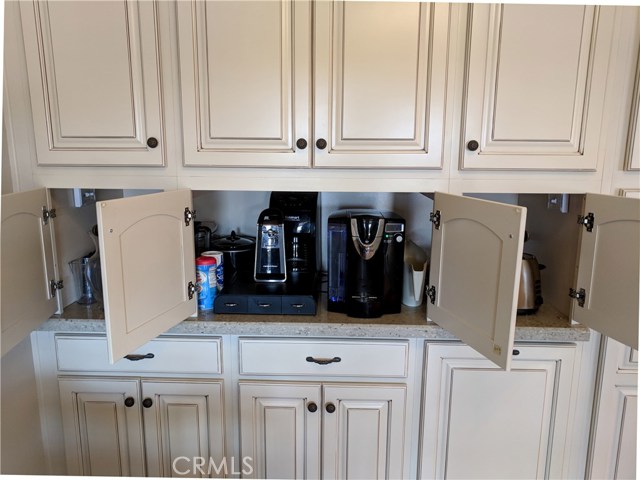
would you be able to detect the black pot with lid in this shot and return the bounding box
[209,230,256,283]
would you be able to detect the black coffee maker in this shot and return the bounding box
[269,192,319,277]
[327,210,405,318]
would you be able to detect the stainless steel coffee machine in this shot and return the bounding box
[254,208,287,282]
[327,210,405,318]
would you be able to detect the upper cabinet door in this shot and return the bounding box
[178,0,311,168]
[572,194,640,350]
[96,190,196,363]
[428,193,526,370]
[19,0,165,166]
[1,188,59,356]
[625,49,640,171]
[461,5,614,170]
[314,2,450,169]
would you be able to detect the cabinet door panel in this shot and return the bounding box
[420,343,577,480]
[314,2,449,168]
[178,0,310,167]
[58,378,145,476]
[462,4,613,170]
[239,382,321,479]
[20,0,164,166]
[1,188,58,356]
[97,190,196,362]
[142,381,226,478]
[573,194,640,350]
[322,384,406,480]
[428,193,526,369]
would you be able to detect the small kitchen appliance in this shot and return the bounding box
[254,208,287,282]
[269,192,319,276]
[327,210,405,318]
[517,253,545,314]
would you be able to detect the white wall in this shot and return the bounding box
[1,334,47,474]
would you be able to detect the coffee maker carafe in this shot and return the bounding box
[254,208,287,282]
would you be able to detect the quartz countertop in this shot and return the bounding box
[40,300,590,342]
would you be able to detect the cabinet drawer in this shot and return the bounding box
[247,296,282,314]
[55,335,221,374]
[239,338,409,378]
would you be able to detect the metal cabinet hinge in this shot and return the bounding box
[577,212,594,232]
[184,207,196,227]
[187,281,197,300]
[50,279,64,297]
[427,285,436,304]
[42,207,57,225]
[569,287,586,308]
[429,210,441,230]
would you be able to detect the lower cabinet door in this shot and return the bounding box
[142,380,226,478]
[420,343,577,479]
[322,384,407,480]
[58,378,145,476]
[239,382,322,479]
[588,338,638,480]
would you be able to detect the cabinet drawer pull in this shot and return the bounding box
[142,398,153,408]
[325,402,336,413]
[466,139,479,151]
[225,302,239,307]
[146,137,159,148]
[124,353,155,361]
[306,356,341,365]
[513,349,520,356]
[290,303,305,309]
[307,402,318,413]
[296,138,307,150]
[316,138,327,150]
[124,397,135,408]
[258,302,272,308]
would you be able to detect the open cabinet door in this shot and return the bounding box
[1,188,59,356]
[97,190,197,363]
[572,194,640,350]
[427,193,526,370]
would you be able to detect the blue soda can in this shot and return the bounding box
[202,251,224,291]
[196,256,217,311]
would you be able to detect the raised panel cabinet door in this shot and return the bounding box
[19,0,165,166]
[1,188,58,356]
[58,378,145,476]
[239,382,321,479]
[572,194,640,350]
[314,2,450,169]
[589,338,638,480]
[427,192,527,370]
[177,0,311,168]
[462,5,614,170]
[142,381,226,478]
[322,384,407,480]
[96,190,196,363]
[420,343,577,480]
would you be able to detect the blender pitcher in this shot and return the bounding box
[69,256,96,305]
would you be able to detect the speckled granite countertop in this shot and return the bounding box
[40,300,590,342]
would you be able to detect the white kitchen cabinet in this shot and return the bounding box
[58,377,226,478]
[177,0,452,170]
[177,0,311,168]
[313,2,451,169]
[588,338,638,480]
[237,337,414,479]
[420,342,578,479]
[625,47,640,172]
[19,0,166,166]
[461,4,615,171]
[58,377,146,476]
[96,189,197,362]
[239,382,407,480]
[1,188,60,356]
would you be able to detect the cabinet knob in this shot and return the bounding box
[296,138,308,150]
[325,402,336,414]
[147,137,159,149]
[466,140,479,152]
[124,397,135,408]
[316,138,327,150]
[142,398,153,408]
[307,402,318,413]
